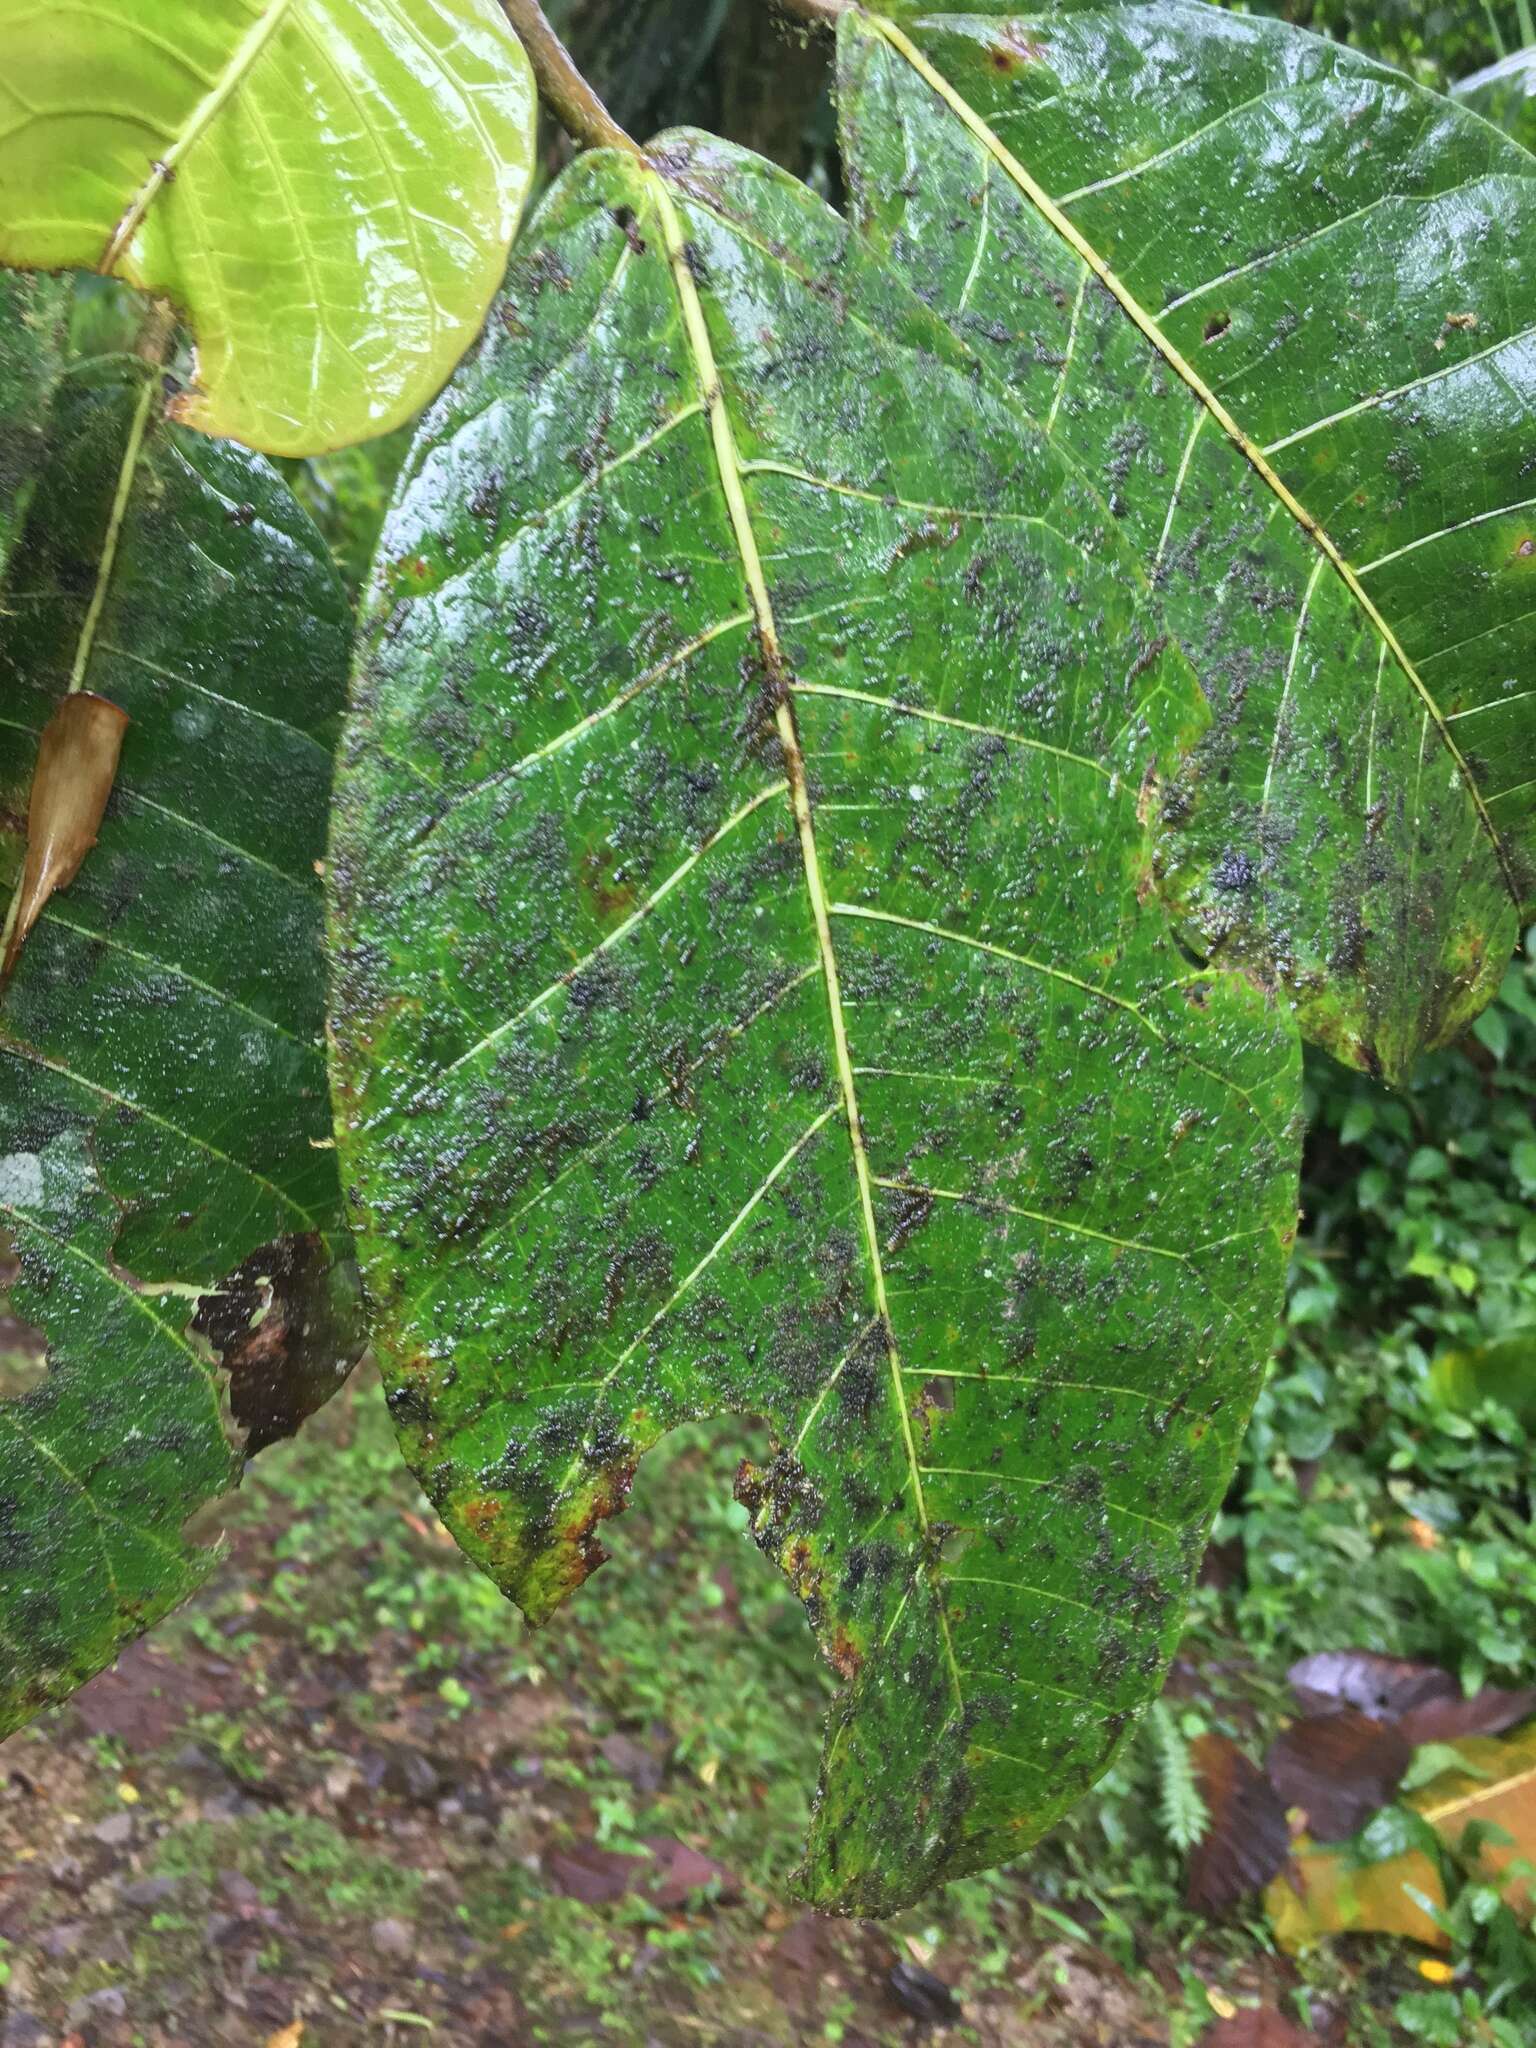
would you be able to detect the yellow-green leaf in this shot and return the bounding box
[1267,1720,1536,1952]
[0,0,537,456]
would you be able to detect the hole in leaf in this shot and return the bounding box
[1203,313,1231,343]
[192,1232,364,1455]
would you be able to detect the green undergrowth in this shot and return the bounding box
[1229,939,1536,1694]
[169,1387,1274,2042]
[151,1808,424,1921]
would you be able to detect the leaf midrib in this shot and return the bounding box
[865,8,1520,910]
[99,0,298,273]
[644,163,961,1699]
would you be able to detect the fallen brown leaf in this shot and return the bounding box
[1266,1710,1411,1842]
[888,1959,963,2024]
[1287,1651,1456,1721]
[1399,1684,1536,1748]
[71,1639,226,1747]
[1187,1732,1289,1912]
[642,1835,740,1910]
[1,691,129,986]
[546,1842,647,1905]
[1265,1833,1444,1954]
[1266,1718,1536,1951]
[1288,1649,1536,1752]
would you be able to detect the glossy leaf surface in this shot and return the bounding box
[840,1,1536,1082]
[0,346,361,1732]
[0,273,67,576]
[330,135,1300,1911]
[0,0,537,456]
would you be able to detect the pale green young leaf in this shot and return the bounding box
[0,0,537,457]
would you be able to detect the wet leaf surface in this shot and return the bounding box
[838,2,1536,1082]
[329,124,1302,1910]
[1454,48,1536,154]
[0,337,362,1733]
[0,0,537,456]
[0,272,67,576]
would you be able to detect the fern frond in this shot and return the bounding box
[1148,1701,1210,1853]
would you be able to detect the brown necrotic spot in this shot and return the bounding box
[191,1234,364,1455]
[989,29,1047,70]
[829,1625,864,1681]
[885,1182,934,1253]
[609,205,648,256]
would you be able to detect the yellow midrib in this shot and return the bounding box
[1423,1756,1536,1830]
[647,166,961,1699]
[100,0,298,273]
[867,11,1518,908]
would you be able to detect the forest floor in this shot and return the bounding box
[0,1362,1402,2048]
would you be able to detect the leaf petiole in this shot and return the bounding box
[497,0,639,155]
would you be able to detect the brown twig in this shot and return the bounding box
[498,0,640,155]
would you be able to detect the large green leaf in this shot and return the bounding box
[839,0,1536,1083]
[329,134,1301,1911]
[0,0,537,457]
[0,341,362,1732]
[0,273,67,575]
